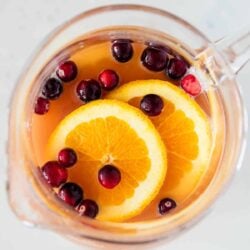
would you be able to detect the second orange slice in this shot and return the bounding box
[106,80,212,206]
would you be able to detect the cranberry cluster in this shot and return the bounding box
[41,148,123,218]
[41,148,98,218]
[35,39,201,116]
[140,43,201,96]
[35,62,121,115]
[35,61,78,115]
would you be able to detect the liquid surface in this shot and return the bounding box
[31,39,213,222]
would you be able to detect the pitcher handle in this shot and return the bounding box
[214,26,250,74]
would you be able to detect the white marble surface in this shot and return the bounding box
[0,0,250,249]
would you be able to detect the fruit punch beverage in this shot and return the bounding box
[8,5,246,248]
[31,27,218,222]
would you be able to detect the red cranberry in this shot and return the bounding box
[76,199,99,218]
[166,58,187,80]
[111,40,133,63]
[98,69,119,90]
[58,182,83,207]
[41,161,68,187]
[42,78,63,100]
[98,165,121,189]
[76,79,102,102]
[180,74,201,96]
[146,42,176,56]
[141,47,168,71]
[140,94,164,116]
[56,60,78,82]
[58,148,77,168]
[158,198,177,215]
[34,97,50,115]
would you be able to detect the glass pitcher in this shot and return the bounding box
[7,4,250,249]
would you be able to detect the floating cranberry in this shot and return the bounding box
[98,165,121,189]
[166,58,187,80]
[41,161,68,187]
[58,182,83,207]
[158,198,177,215]
[56,60,78,82]
[58,148,77,168]
[111,40,133,63]
[76,199,99,218]
[140,94,164,116]
[141,47,168,71]
[42,78,63,100]
[146,42,175,56]
[34,97,50,115]
[98,69,119,90]
[76,79,102,102]
[180,74,201,96]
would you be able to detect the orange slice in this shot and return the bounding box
[106,80,212,206]
[46,99,167,222]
